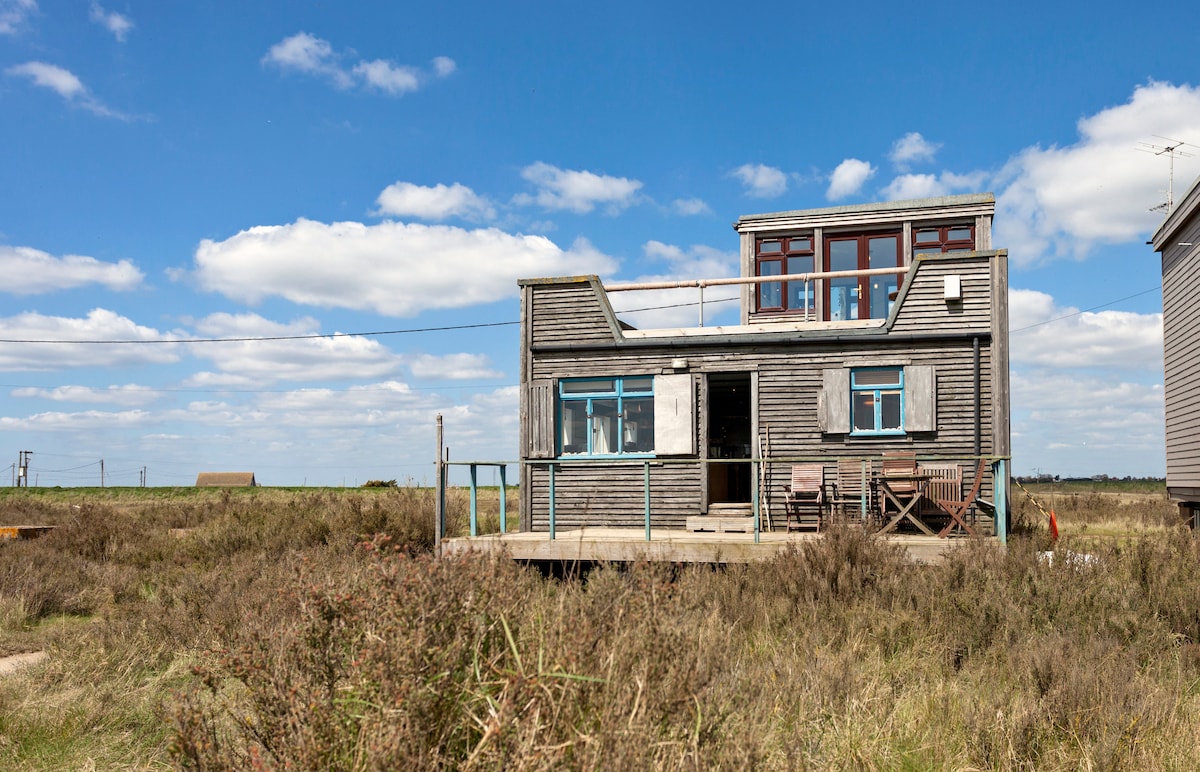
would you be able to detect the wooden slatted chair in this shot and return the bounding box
[784,464,826,532]
[934,458,989,537]
[879,451,918,522]
[831,458,874,524]
[918,463,962,518]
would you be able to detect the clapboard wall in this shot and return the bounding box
[518,251,1009,531]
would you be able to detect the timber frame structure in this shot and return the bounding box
[514,193,1012,545]
[1152,174,1200,526]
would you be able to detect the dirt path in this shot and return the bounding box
[0,651,47,675]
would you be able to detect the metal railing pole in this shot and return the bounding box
[469,464,478,537]
[548,463,556,540]
[644,461,651,541]
[995,458,1008,545]
[499,464,507,534]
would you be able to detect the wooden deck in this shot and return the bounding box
[441,527,996,565]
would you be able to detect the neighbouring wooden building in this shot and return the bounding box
[516,193,1011,536]
[195,472,258,487]
[1152,174,1200,525]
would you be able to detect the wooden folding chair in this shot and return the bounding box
[934,458,988,537]
[831,458,874,524]
[879,451,918,521]
[784,464,826,531]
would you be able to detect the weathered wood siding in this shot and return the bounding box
[525,278,620,346]
[520,252,1005,530]
[1162,215,1200,496]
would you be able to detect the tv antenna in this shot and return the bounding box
[1138,136,1195,215]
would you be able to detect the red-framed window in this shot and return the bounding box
[754,236,815,314]
[912,224,975,255]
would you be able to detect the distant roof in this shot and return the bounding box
[735,192,996,232]
[1152,174,1200,250]
[195,472,257,487]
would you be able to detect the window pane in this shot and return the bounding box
[759,259,782,308]
[758,240,782,254]
[829,278,857,321]
[947,227,972,242]
[786,255,813,310]
[591,399,618,454]
[914,229,940,244]
[623,377,653,393]
[880,390,902,430]
[868,236,898,267]
[562,379,614,394]
[561,401,588,454]
[828,240,858,272]
[852,393,876,431]
[854,368,901,387]
[623,396,654,452]
[787,237,812,252]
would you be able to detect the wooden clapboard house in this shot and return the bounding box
[1152,174,1200,526]
[517,193,1011,535]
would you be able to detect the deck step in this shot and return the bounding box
[686,514,756,533]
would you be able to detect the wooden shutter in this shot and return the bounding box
[525,379,556,459]
[904,365,937,432]
[654,373,695,455]
[818,368,850,434]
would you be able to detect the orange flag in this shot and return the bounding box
[1049,510,1059,541]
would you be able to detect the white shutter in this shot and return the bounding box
[819,368,850,433]
[653,374,695,455]
[904,366,937,432]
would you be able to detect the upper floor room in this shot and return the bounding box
[735,193,995,324]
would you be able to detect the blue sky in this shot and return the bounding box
[2,0,1198,485]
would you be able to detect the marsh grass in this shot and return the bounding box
[2,484,1200,768]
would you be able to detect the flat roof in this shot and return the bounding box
[735,192,995,231]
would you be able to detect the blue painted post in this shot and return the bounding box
[995,458,1008,545]
[644,461,651,541]
[469,464,478,537]
[753,459,760,544]
[548,463,556,540]
[498,465,507,534]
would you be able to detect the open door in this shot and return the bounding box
[705,372,752,505]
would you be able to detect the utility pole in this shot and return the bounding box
[17,451,32,488]
[100,459,105,488]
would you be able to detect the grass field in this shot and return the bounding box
[1,482,1198,769]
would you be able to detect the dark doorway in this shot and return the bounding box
[707,372,752,504]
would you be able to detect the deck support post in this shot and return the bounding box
[995,458,1007,544]
[644,461,651,541]
[469,464,478,537]
[548,463,556,540]
[499,465,507,534]
[435,414,444,551]
[860,458,869,520]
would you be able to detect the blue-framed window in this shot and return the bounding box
[559,376,655,456]
[851,367,904,435]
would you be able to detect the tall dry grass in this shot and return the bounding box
[2,485,1200,769]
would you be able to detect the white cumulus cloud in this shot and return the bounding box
[4,61,127,118]
[11,384,158,406]
[1009,288,1163,370]
[89,1,132,42]
[408,353,502,380]
[826,158,876,200]
[889,132,942,170]
[731,163,787,198]
[374,181,495,221]
[262,32,454,97]
[516,162,643,214]
[185,312,403,384]
[607,240,740,329]
[880,170,988,201]
[995,81,1200,267]
[0,245,143,294]
[189,218,619,316]
[0,309,182,371]
[0,0,36,36]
